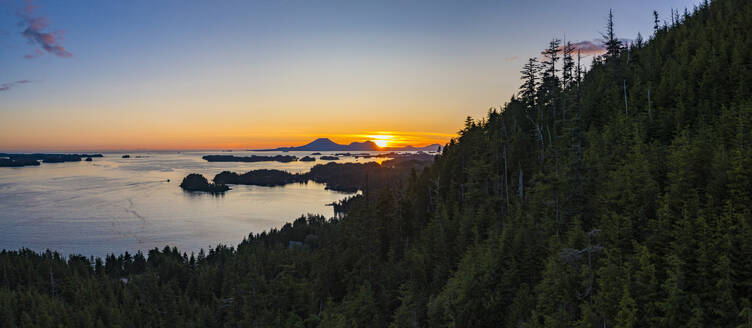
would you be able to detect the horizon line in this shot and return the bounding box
[0,141,447,154]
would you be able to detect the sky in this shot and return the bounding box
[1,0,700,151]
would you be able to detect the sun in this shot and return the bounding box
[373,139,389,148]
[365,134,396,148]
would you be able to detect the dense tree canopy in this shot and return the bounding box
[2,0,752,326]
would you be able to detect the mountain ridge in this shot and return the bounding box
[253,137,441,152]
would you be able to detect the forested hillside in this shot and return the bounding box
[2,0,752,326]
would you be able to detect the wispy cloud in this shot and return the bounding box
[559,38,636,57]
[564,40,606,56]
[18,0,71,59]
[0,80,33,92]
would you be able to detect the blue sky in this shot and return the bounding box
[0,0,700,151]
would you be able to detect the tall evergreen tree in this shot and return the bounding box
[603,9,623,60]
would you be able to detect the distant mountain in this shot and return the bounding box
[296,138,343,151]
[254,138,441,152]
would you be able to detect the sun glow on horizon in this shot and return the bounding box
[373,139,389,148]
[366,134,396,148]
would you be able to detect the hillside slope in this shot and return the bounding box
[2,0,752,327]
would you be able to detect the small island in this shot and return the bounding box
[0,153,103,167]
[214,169,307,187]
[0,158,41,167]
[202,154,298,163]
[299,156,316,162]
[122,155,130,158]
[179,173,230,193]
[180,153,436,193]
[320,156,339,161]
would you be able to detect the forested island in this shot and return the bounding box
[179,174,230,193]
[3,1,752,327]
[205,154,434,192]
[214,169,307,187]
[202,154,298,163]
[200,152,433,165]
[0,153,103,167]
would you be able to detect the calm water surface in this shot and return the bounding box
[0,151,383,257]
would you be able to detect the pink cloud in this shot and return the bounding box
[23,0,37,14]
[562,40,607,56]
[18,0,72,59]
[559,38,634,57]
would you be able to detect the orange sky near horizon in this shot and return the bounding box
[1,1,697,153]
[1,1,698,153]
[0,123,457,152]
[1,77,469,152]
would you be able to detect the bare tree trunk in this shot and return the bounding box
[502,123,510,209]
[526,116,545,163]
[518,165,524,201]
[623,80,628,116]
[504,144,510,206]
[563,90,567,121]
[648,86,652,120]
[555,150,560,236]
[460,159,465,204]
[49,267,55,298]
